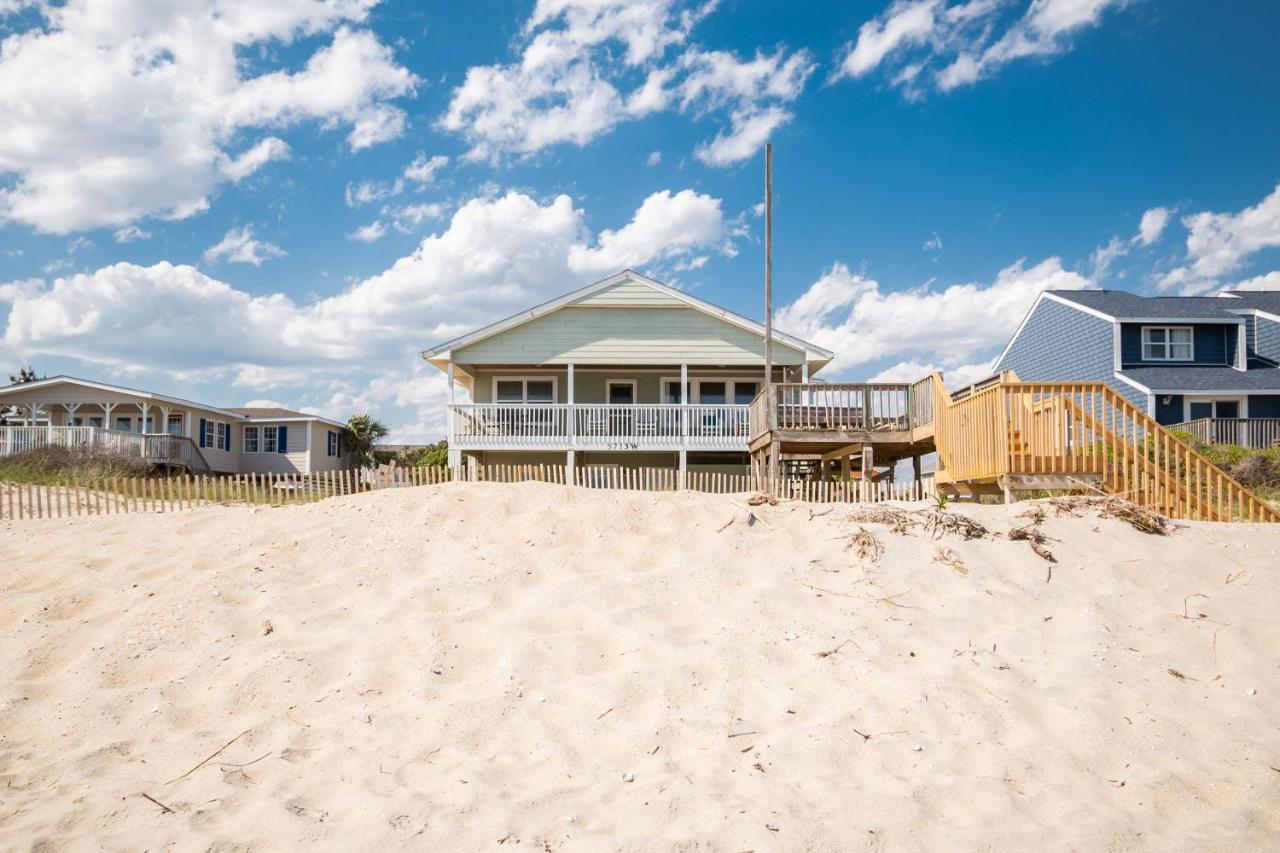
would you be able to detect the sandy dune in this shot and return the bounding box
[1,482,1278,851]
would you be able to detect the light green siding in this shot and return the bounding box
[568,280,685,307]
[454,306,804,366]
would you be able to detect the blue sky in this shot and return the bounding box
[1,0,1278,439]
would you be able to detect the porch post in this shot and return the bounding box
[841,453,851,481]
[64,402,81,426]
[678,449,686,489]
[566,362,575,449]
[680,362,688,445]
[101,402,117,430]
[912,453,922,485]
[862,445,873,479]
[566,449,576,485]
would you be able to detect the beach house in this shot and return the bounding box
[421,269,836,477]
[0,376,353,474]
[996,289,1280,447]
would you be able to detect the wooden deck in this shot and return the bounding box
[746,372,1278,523]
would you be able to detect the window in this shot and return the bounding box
[202,419,216,448]
[89,417,104,428]
[734,381,760,404]
[263,425,278,453]
[244,426,260,453]
[140,416,155,433]
[327,430,339,456]
[217,422,230,451]
[698,382,727,404]
[167,413,183,436]
[116,417,132,432]
[492,377,558,403]
[662,380,689,404]
[1186,398,1244,421]
[1142,326,1193,361]
[607,380,636,405]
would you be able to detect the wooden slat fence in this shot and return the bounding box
[0,461,939,522]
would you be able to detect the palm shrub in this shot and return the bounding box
[342,414,389,468]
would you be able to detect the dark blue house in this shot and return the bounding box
[995,289,1280,447]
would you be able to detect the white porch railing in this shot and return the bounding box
[0,425,211,473]
[1171,418,1280,449]
[449,403,750,450]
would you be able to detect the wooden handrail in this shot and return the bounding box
[930,373,1277,523]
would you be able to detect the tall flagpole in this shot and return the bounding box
[764,143,773,390]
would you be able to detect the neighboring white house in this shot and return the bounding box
[421,269,834,476]
[0,376,353,475]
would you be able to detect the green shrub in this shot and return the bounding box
[0,445,153,484]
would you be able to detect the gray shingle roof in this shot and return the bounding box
[1119,366,1280,391]
[1050,290,1249,320]
[227,406,314,419]
[1219,291,1280,314]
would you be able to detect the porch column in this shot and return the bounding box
[139,401,150,433]
[159,405,171,434]
[841,453,851,481]
[862,445,874,478]
[567,449,576,485]
[680,362,688,445]
[28,402,40,426]
[912,454,922,485]
[678,449,686,489]
[566,362,575,448]
[101,402,117,430]
[446,361,456,470]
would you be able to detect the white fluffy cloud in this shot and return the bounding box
[0,1,416,234]
[1136,206,1171,246]
[1,187,731,427]
[1229,271,1280,292]
[1160,182,1280,294]
[777,256,1092,381]
[836,0,1127,96]
[440,0,813,166]
[203,226,287,266]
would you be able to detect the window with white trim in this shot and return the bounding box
[263,425,279,453]
[1142,326,1193,361]
[217,422,229,451]
[327,430,338,456]
[493,377,557,403]
[244,425,260,453]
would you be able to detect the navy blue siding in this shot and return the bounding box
[1154,395,1183,426]
[996,298,1147,409]
[1256,317,1280,364]
[1119,323,1236,367]
[1251,395,1280,418]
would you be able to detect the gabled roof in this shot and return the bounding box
[420,269,835,368]
[0,375,346,427]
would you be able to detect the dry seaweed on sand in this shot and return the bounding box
[1047,497,1087,518]
[922,508,988,541]
[847,505,915,535]
[746,493,778,507]
[932,546,968,576]
[846,527,884,563]
[1099,498,1169,535]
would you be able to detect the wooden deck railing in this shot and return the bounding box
[0,426,211,474]
[749,382,931,437]
[1170,418,1280,449]
[930,373,1277,523]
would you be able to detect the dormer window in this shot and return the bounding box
[1142,326,1193,361]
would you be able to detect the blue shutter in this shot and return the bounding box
[198,418,207,448]
[277,425,288,453]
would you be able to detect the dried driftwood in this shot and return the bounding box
[846,527,884,563]
[932,546,968,576]
[922,508,988,541]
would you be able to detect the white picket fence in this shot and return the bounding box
[0,463,936,522]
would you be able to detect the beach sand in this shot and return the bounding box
[1,482,1278,850]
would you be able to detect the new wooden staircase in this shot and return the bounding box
[930,372,1277,523]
